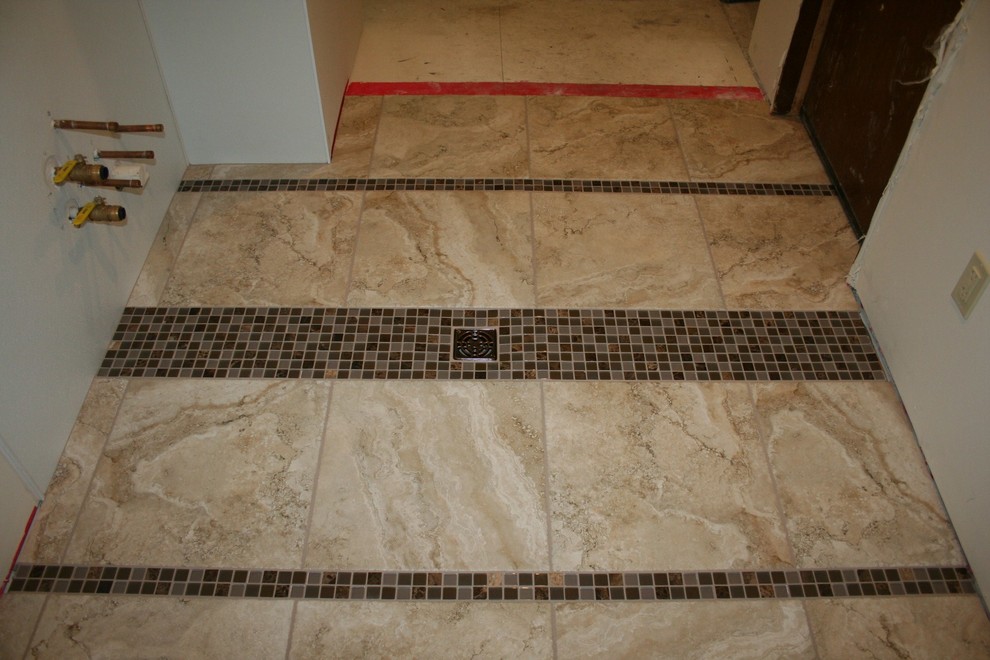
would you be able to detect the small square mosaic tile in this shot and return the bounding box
[8,564,973,602]
[176,177,835,196]
[97,308,885,381]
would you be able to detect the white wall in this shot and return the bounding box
[851,0,990,594]
[307,0,364,149]
[142,0,332,164]
[0,454,36,578]
[749,0,802,99]
[0,1,186,570]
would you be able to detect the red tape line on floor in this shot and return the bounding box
[1,505,37,597]
[346,81,764,100]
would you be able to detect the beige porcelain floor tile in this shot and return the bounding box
[21,379,127,564]
[27,596,292,660]
[306,382,548,570]
[670,100,828,182]
[805,597,990,659]
[0,594,46,660]
[210,96,382,180]
[370,96,528,177]
[528,97,688,180]
[555,601,814,659]
[183,164,213,179]
[501,0,756,87]
[65,380,330,567]
[159,192,360,307]
[753,382,964,567]
[721,0,760,53]
[534,193,722,309]
[697,196,860,310]
[128,193,200,306]
[348,191,535,307]
[352,0,503,83]
[290,602,552,659]
[544,382,792,571]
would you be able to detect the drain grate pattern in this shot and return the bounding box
[452,328,498,361]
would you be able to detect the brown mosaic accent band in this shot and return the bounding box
[177,177,835,196]
[97,308,885,381]
[8,564,974,602]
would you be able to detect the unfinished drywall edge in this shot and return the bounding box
[749,0,803,100]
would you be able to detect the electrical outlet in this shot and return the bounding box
[951,251,989,319]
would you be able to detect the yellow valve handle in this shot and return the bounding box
[53,158,81,184]
[72,200,99,228]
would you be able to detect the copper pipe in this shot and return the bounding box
[100,179,143,189]
[97,150,155,159]
[54,119,119,131]
[115,124,164,133]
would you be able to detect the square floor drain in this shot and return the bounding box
[452,328,498,362]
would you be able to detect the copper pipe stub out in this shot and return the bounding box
[53,119,119,132]
[100,179,143,189]
[97,150,155,159]
[115,124,164,133]
[54,120,163,133]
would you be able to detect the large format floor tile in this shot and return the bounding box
[753,382,964,567]
[351,0,503,83]
[370,96,529,177]
[64,381,331,567]
[128,193,201,307]
[0,593,47,660]
[348,191,535,307]
[290,602,552,659]
[697,196,860,310]
[669,100,828,182]
[305,382,549,570]
[26,596,293,660]
[805,597,990,659]
[159,192,362,307]
[534,193,722,309]
[500,0,756,87]
[527,97,688,180]
[555,601,814,659]
[20,379,127,564]
[544,382,792,571]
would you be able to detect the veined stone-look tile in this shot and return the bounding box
[210,97,382,180]
[27,596,292,660]
[752,382,964,567]
[351,0,503,83]
[290,602,552,659]
[697,196,860,310]
[544,382,793,571]
[534,193,722,309]
[20,379,127,564]
[0,594,46,659]
[805,597,990,659]
[555,601,814,659]
[528,97,688,180]
[183,164,213,179]
[670,100,828,182]
[721,0,760,53]
[500,0,756,87]
[370,96,529,177]
[159,191,361,307]
[64,380,330,567]
[306,382,549,570]
[348,191,535,307]
[127,192,201,306]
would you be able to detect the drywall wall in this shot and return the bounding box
[142,0,331,164]
[306,0,364,151]
[749,0,803,98]
[851,0,990,593]
[0,0,186,565]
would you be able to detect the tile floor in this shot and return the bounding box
[3,1,990,658]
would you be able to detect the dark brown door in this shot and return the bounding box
[801,0,962,234]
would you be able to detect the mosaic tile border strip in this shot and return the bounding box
[177,177,835,196]
[8,564,974,602]
[98,308,885,381]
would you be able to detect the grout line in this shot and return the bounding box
[539,381,560,660]
[284,600,298,660]
[298,380,336,570]
[153,192,205,306]
[801,599,824,660]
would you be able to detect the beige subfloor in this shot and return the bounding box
[3,1,990,658]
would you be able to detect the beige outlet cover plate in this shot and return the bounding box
[951,251,989,319]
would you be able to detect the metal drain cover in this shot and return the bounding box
[452,328,498,362]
